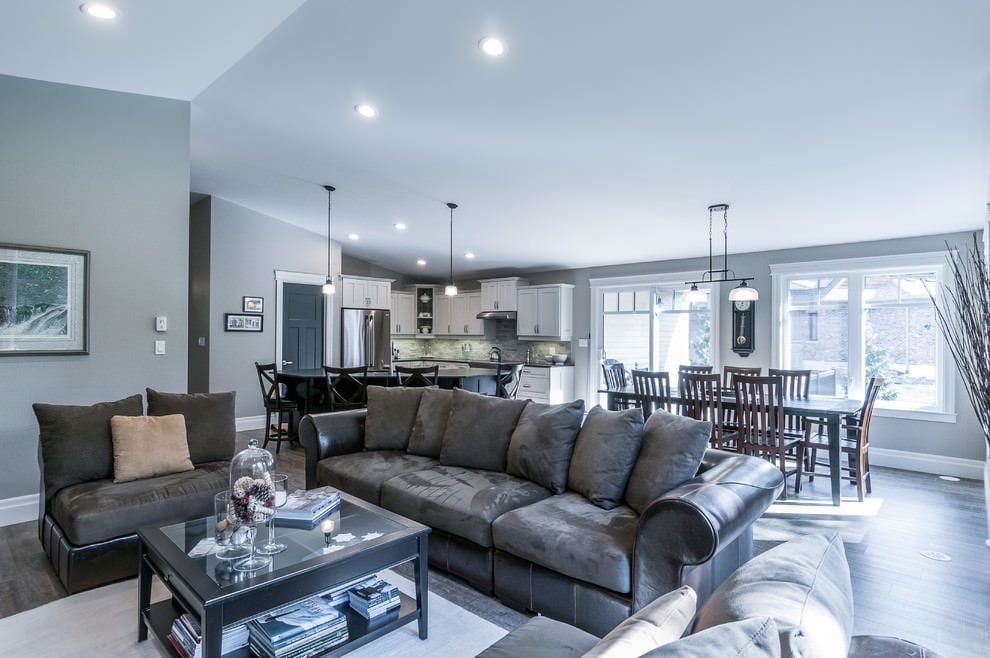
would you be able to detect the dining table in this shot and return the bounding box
[599,386,862,506]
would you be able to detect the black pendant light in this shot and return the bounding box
[322,185,336,295]
[444,202,458,296]
[684,203,758,302]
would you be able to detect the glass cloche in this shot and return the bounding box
[228,438,276,527]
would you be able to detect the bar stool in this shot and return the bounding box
[254,362,297,454]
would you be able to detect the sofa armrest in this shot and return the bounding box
[298,410,368,489]
[631,449,783,609]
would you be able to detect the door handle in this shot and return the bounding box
[282,360,293,366]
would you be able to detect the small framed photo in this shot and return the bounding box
[225,313,263,332]
[242,296,264,313]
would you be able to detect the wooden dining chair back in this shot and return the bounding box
[323,365,369,411]
[255,362,298,454]
[602,361,632,408]
[678,364,714,374]
[768,368,812,437]
[796,377,884,502]
[495,363,524,399]
[723,366,762,388]
[395,365,439,387]
[631,369,672,419]
[732,374,803,499]
[678,372,724,449]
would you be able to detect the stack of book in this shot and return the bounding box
[277,486,341,528]
[247,595,348,658]
[347,576,401,619]
[166,613,248,657]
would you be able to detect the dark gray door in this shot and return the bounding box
[282,283,323,370]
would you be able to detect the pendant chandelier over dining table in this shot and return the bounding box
[684,203,758,303]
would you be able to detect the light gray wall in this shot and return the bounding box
[206,196,328,418]
[0,75,191,500]
[528,230,986,463]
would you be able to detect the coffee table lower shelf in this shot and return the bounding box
[144,592,421,658]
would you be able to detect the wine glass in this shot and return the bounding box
[256,474,289,556]
[214,490,250,561]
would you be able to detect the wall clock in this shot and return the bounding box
[731,300,755,356]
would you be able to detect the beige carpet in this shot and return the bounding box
[0,569,506,657]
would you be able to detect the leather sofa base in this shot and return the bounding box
[428,529,494,595]
[41,514,138,595]
[494,549,633,637]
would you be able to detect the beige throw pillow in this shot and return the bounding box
[584,586,697,657]
[111,414,194,483]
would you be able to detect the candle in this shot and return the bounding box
[322,519,335,547]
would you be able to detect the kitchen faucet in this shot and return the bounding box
[488,346,502,363]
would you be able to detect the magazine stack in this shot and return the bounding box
[166,613,248,657]
[347,576,401,619]
[277,486,341,528]
[247,595,348,658]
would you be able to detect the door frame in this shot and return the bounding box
[274,270,332,369]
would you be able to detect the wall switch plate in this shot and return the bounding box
[578,338,589,348]
[155,340,166,355]
[197,336,206,347]
[155,316,167,332]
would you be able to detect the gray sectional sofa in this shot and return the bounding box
[34,389,235,594]
[299,385,784,636]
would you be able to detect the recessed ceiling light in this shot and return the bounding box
[394,222,407,231]
[354,103,378,118]
[416,259,427,266]
[464,252,475,259]
[347,233,359,240]
[479,36,505,57]
[80,3,118,19]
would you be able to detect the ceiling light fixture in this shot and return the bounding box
[416,259,427,266]
[347,233,359,241]
[322,185,336,295]
[464,252,475,259]
[684,203,758,302]
[444,202,458,296]
[80,3,117,19]
[354,103,378,118]
[394,222,407,231]
[479,36,506,57]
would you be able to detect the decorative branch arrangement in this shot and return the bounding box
[929,232,990,450]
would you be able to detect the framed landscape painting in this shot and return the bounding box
[0,243,89,356]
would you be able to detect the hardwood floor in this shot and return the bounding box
[3,430,988,655]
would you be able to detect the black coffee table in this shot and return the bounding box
[137,491,430,657]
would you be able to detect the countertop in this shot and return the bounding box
[394,358,572,368]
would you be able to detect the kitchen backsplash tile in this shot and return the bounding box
[392,320,571,363]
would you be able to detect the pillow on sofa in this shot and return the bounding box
[34,394,144,499]
[692,532,853,658]
[506,399,584,494]
[643,616,780,657]
[365,386,424,450]
[440,388,528,471]
[567,405,644,510]
[584,585,697,657]
[624,409,712,514]
[110,414,194,483]
[406,387,453,457]
[146,389,235,464]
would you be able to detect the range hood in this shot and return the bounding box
[476,310,517,321]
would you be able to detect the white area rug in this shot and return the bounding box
[0,569,506,657]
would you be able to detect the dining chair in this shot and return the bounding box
[768,368,812,439]
[796,377,884,502]
[678,372,725,449]
[721,366,762,433]
[732,374,804,499]
[323,365,369,411]
[602,360,632,409]
[678,364,714,374]
[255,362,298,454]
[495,363,524,399]
[395,365,439,387]
[631,369,672,419]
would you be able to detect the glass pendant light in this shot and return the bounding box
[322,185,336,295]
[445,202,458,296]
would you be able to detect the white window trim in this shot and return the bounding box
[588,270,719,403]
[770,252,955,421]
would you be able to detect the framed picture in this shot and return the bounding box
[0,242,89,356]
[225,313,263,332]
[242,296,264,313]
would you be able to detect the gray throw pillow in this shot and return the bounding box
[439,388,529,471]
[406,387,454,457]
[506,399,585,493]
[34,394,144,499]
[642,617,780,657]
[584,586,697,657]
[624,409,712,514]
[692,532,853,658]
[364,385,424,450]
[146,388,236,464]
[567,405,644,510]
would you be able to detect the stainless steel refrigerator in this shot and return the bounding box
[341,308,391,370]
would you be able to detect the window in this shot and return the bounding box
[772,254,951,418]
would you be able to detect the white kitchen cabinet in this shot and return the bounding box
[517,366,575,404]
[433,290,490,336]
[341,275,391,309]
[516,284,574,340]
[479,277,529,313]
[433,292,452,335]
[390,291,416,336]
[465,292,485,335]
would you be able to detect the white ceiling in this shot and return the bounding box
[4,1,989,281]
